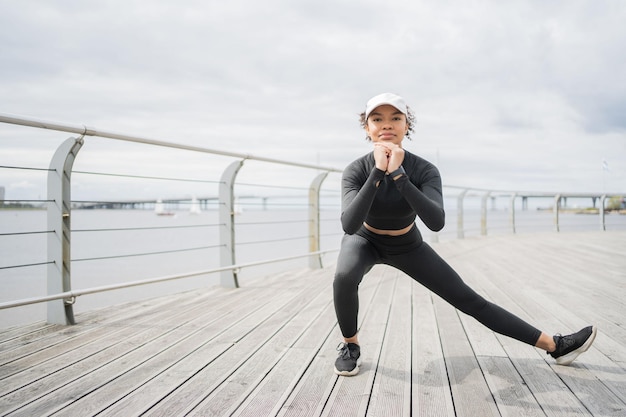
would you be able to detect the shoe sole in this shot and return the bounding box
[555,325,598,366]
[334,358,362,376]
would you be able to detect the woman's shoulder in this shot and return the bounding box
[344,152,374,175]
[402,150,437,170]
[403,150,440,176]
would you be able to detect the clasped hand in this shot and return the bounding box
[374,142,405,173]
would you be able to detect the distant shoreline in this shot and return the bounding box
[536,207,626,215]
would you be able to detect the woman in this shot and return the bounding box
[333,92,597,376]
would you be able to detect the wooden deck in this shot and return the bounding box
[1,231,625,416]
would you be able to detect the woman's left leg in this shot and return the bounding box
[388,242,542,346]
[386,240,596,365]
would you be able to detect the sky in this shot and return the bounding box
[1,0,625,201]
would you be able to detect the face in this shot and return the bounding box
[365,105,408,146]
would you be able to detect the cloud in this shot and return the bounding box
[1,0,625,199]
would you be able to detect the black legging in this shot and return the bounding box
[333,224,542,346]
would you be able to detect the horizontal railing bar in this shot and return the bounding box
[236,182,310,191]
[73,170,221,184]
[444,187,622,198]
[0,165,52,172]
[0,261,53,270]
[72,223,222,233]
[237,220,310,226]
[71,197,327,205]
[67,199,338,207]
[0,249,339,310]
[74,198,222,203]
[238,235,308,246]
[1,199,52,204]
[0,230,53,236]
[240,202,310,207]
[0,113,343,173]
[72,244,224,262]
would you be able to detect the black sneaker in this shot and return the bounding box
[334,342,361,376]
[548,325,597,365]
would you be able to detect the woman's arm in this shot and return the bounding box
[394,170,445,231]
[382,143,445,231]
[340,166,386,234]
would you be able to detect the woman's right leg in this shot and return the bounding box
[333,233,378,376]
[333,233,378,341]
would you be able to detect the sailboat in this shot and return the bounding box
[155,199,175,216]
[190,196,201,214]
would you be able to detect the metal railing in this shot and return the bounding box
[1,112,624,326]
[438,186,623,241]
[0,113,343,325]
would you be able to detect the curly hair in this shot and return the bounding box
[359,106,416,141]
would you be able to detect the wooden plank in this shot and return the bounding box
[189,280,335,416]
[366,270,412,417]
[220,275,338,416]
[497,338,594,417]
[0,288,221,388]
[411,281,455,417]
[476,356,546,417]
[446,245,587,417]
[94,276,316,415]
[274,328,345,417]
[2,284,294,416]
[58,282,296,417]
[549,362,626,417]
[0,323,59,349]
[0,287,242,384]
[141,276,326,416]
[0,288,209,365]
[470,233,625,366]
[432,295,501,417]
[0,292,167,345]
[273,267,384,417]
[322,266,398,416]
[485,256,626,416]
[0,284,205,350]
[445,235,616,416]
[0,231,623,417]
[94,271,312,417]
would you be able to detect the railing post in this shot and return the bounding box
[480,191,491,236]
[47,136,84,325]
[509,193,517,234]
[219,160,244,288]
[457,189,468,239]
[554,194,561,232]
[308,172,328,269]
[599,194,607,231]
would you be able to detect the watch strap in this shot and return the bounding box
[389,166,406,179]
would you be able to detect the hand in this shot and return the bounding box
[387,145,405,172]
[375,142,405,173]
[373,143,390,171]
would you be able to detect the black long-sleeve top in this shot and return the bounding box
[340,150,445,234]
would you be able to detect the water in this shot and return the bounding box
[0,208,343,328]
[1,207,624,328]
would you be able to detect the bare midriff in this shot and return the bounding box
[363,222,413,236]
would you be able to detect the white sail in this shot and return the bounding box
[155,199,174,216]
[190,196,201,214]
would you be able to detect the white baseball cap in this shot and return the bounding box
[365,93,407,120]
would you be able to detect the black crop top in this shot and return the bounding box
[340,150,445,234]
